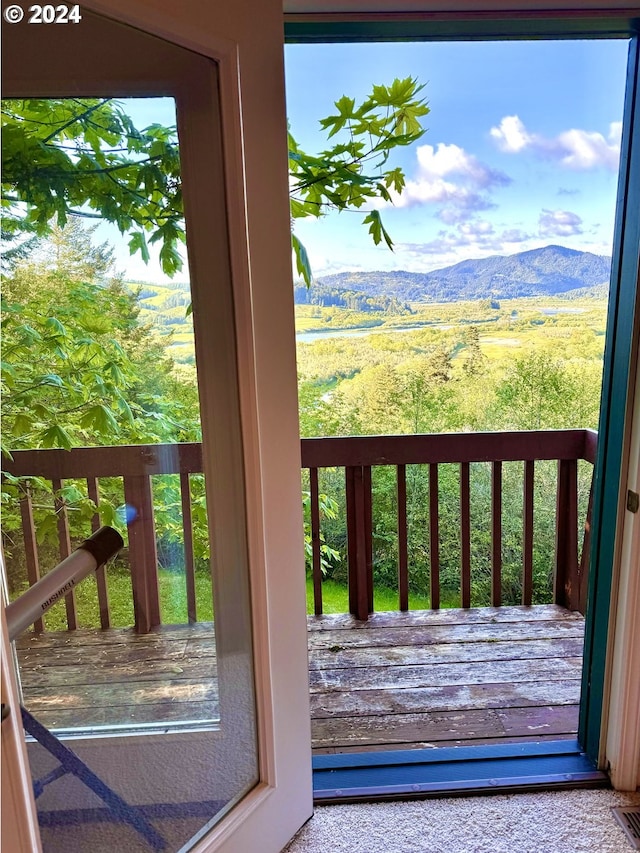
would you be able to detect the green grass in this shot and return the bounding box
[305,577,458,614]
[19,570,463,634]
[19,565,214,632]
[15,566,461,633]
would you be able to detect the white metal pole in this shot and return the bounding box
[5,527,123,642]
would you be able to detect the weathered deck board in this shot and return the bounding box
[307,620,583,650]
[310,680,581,718]
[306,604,582,630]
[310,637,584,669]
[307,606,583,752]
[309,657,582,691]
[14,605,584,752]
[311,703,581,748]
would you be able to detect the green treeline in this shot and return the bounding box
[296,296,605,610]
[294,282,411,315]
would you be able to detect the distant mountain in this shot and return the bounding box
[314,245,611,303]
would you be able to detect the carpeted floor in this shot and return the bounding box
[284,788,640,853]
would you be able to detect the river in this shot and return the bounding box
[296,323,454,344]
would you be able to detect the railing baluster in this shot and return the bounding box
[460,462,471,608]
[87,477,111,629]
[429,463,440,610]
[345,466,356,616]
[364,465,373,614]
[19,486,43,633]
[180,473,197,623]
[555,458,579,611]
[52,478,77,630]
[309,467,323,616]
[396,464,409,611]
[523,460,535,606]
[123,474,161,633]
[345,466,370,621]
[491,461,502,607]
[577,468,594,616]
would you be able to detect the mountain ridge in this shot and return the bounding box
[309,245,611,303]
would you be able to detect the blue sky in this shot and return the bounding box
[284,39,628,277]
[107,38,628,281]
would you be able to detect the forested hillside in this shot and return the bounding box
[125,278,194,363]
[315,245,611,303]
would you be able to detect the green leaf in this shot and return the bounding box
[79,404,120,436]
[363,210,394,250]
[41,425,73,449]
[44,317,66,336]
[58,484,85,504]
[41,373,64,387]
[11,413,33,437]
[292,234,312,287]
[128,231,150,264]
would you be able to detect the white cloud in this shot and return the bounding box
[538,209,583,238]
[490,115,531,153]
[458,219,495,238]
[384,143,510,223]
[399,218,532,257]
[490,115,621,171]
[501,228,531,243]
[414,143,509,189]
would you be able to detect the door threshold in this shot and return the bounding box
[312,739,608,803]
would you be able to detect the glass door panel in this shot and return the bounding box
[2,10,257,851]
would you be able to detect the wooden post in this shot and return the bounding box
[460,462,471,608]
[309,467,323,616]
[180,473,197,623]
[397,464,409,611]
[523,461,535,606]
[555,458,579,611]
[345,466,370,621]
[577,472,595,616]
[123,474,161,633]
[429,463,440,610]
[87,477,111,629]
[52,478,77,630]
[19,486,43,634]
[491,461,502,607]
[363,465,374,615]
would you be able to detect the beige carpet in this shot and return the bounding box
[284,789,640,853]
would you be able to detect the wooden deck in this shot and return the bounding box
[14,604,584,752]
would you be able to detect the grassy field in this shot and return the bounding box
[127,283,608,371]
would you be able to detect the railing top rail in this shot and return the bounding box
[2,429,598,480]
[583,428,598,465]
[301,429,598,469]
[3,443,203,480]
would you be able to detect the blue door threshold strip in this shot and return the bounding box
[312,740,608,803]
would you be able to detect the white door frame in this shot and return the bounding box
[605,330,640,790]
[1,600,42,853]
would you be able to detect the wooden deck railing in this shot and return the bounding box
[3,429,597,632]
[301,429,597,620]
[4,444,203,634]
